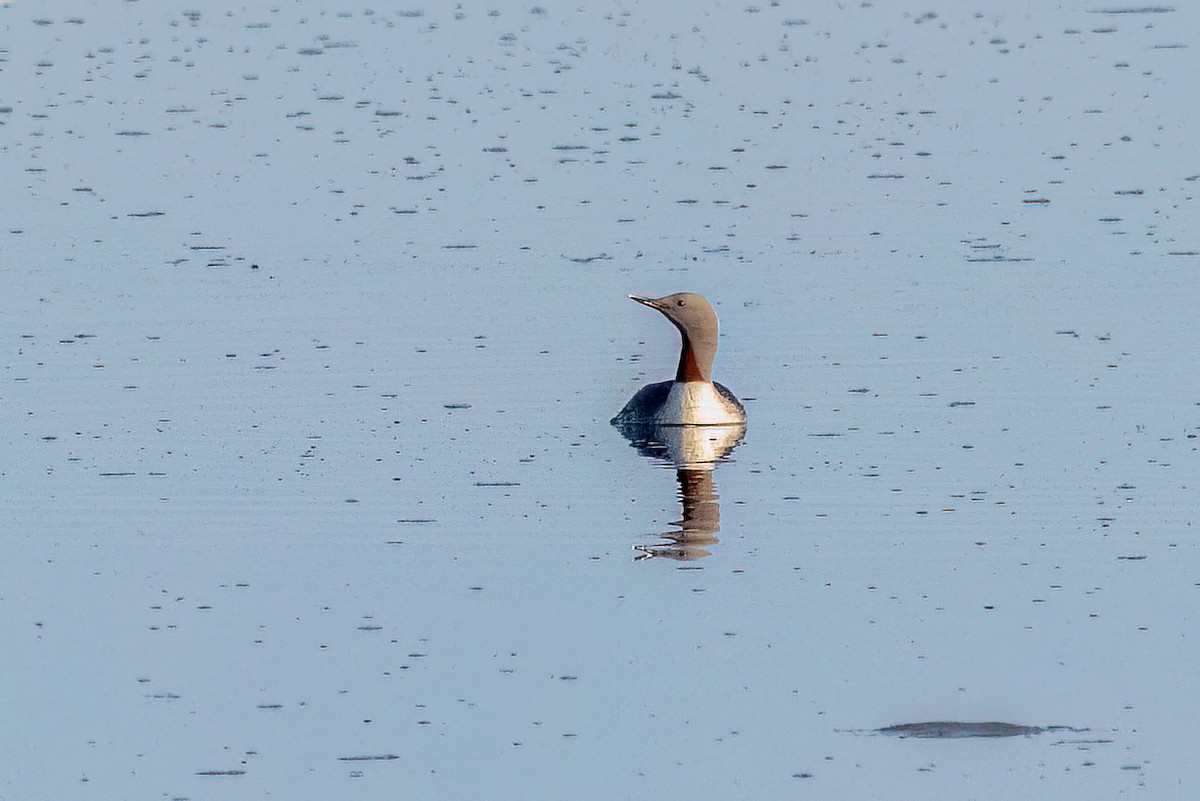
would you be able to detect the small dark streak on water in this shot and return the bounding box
[195,770,246,776]
[1092,6,1176,12]
[1117,555,1147,560]
[474,482,520,487]
[442,244,477,249]
[337,754,400,761]
[99,472,136,477]
[397,518,436,523]
[257,704,283,709]
[877,721,1087,739]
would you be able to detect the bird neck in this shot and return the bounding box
[675,333,715,383]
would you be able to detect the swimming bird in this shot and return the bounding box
[612,292,746,426]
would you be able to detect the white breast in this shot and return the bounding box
[654,382,742,425]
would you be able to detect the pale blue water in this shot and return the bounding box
[3,1,1199,798]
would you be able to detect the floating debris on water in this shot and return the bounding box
[875,722,1089,739]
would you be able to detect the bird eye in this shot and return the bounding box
[676,299,686,307]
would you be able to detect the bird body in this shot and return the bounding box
[612,292,746,427]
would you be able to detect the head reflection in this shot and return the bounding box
[612,422,745,560]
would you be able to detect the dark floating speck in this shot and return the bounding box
[195,770,246,777]
[877,721,1087,739]
[337,754,399,762]
[1091,6,1175,12]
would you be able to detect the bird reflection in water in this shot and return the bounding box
[612,421,745,560]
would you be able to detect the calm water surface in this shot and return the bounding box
[3,1,1199,798]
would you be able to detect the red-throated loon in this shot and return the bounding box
[612,292,746,427]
